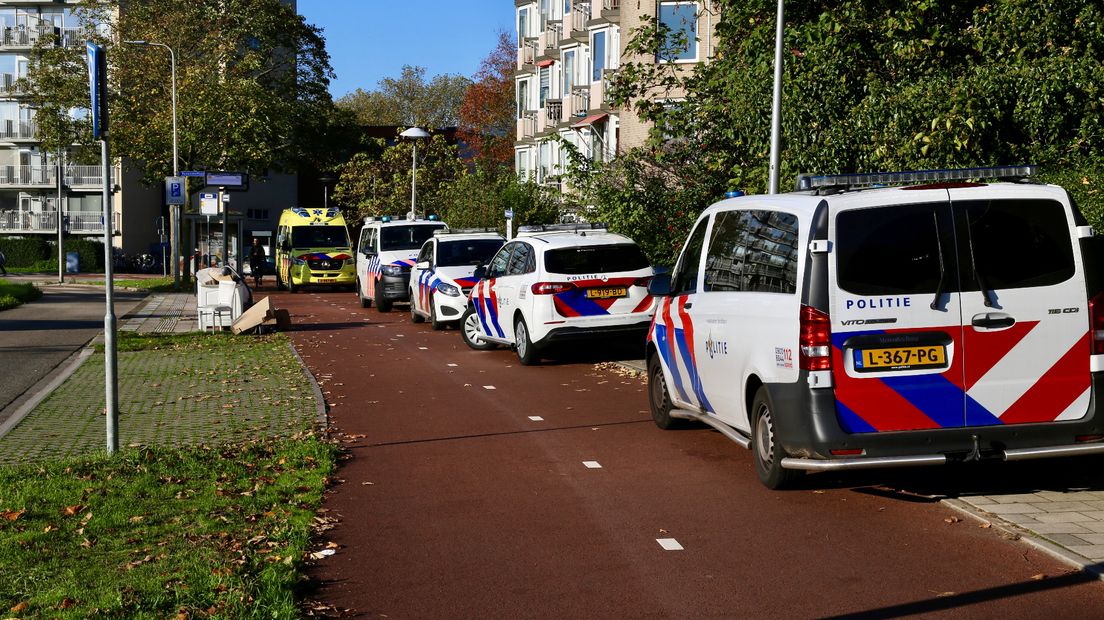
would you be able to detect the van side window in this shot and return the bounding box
[961,199,1074,290]
[417,242,433,265]
[704,210,798,294]
[837,204,945,296]
[487,243,514,278]
[671,217,709,294]
[506,242,534,276]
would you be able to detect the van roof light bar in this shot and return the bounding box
[795,165,1037,191]
[517,222,608,234]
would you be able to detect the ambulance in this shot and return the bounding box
[646,166,1104,488]
[355,216,447,312]
[275,207,355,293]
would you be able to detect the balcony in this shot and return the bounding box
[0,73,27,96]
[568,3,590,40]
[0,118,36,140]
[602,0,620,15]
[564,89,590,120]
[538,23,560,57]
[0,209,105,234]
[0,165,54,187]
[516,114,536,141]
[544,100,562,130]
[517,40,536,70]
[65,165,109,187]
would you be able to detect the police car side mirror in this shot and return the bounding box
[473,265,488,280]
[415,260,430,270]
[361,248,375,258]
[648,273,672,297]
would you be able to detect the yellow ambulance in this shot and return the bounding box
[275,207,355,293]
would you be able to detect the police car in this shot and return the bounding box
[355,216,447,312]
[646,166,1104,488]
[409,229,505,330]
[462,223,655,364]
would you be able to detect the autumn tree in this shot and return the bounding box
[25,0,337,180]
[457,31,517,168]
[337,66,471,128]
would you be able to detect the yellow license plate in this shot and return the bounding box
[855,345,946,371]
[585,287,628,299]
[316,278,336,283]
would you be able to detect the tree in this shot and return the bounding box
[336,66,471,128]
[25,0,337,181]
[457,32,517,168]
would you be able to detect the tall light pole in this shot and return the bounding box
[767,0,785,194]
[319,175,335,209]
[399,127,429,219]
[124,40,179,287]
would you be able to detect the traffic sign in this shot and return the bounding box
[206,171,248,190]
[505,209,514,219]
[165,176,185,205]
[181,170,206,178]
[85,43,107,139]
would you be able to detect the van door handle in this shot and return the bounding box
[971,312,1015,330]
[683,302,693,309]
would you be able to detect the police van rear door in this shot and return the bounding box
[830,191,967,432]
[949,184,1090,426]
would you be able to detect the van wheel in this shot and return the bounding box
[648,354,685,429]
[357,279,370,308]
[374,284,392,312]
[287,272,298,294]
[751,386,803,490]
[461,307,494,350]
[410,289,424,323]
[429,303,445,331]
[514,317,540,366]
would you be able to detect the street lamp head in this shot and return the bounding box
[123,40,148,45]
[399,127,430,140]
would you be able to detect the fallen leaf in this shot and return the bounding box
[59,597,76,609]
[62,505,84,517]
[10,601,28,613]
[1,508,25,521]
[979,522,992,529]
[944,516,961,524]
[936,591,956,598]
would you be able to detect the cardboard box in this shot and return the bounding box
[231,297,291,334]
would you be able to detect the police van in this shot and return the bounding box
[275,207,355,293]
[355,216,447,312]
[409,228,505,330]
[646,166,1104,488]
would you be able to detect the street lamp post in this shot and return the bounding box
[124,40,179,287]
[767,0,785,194]
[399,127,429,219]
[319,175,336,209]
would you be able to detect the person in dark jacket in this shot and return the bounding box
[248,238,266,287]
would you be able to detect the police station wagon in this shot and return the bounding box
[646,166,1104,488]
[409,229,505,330]
[463,223,655,364]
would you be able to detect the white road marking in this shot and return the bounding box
[447,363,458,367]
[419,347,428,350]
[483,385,496,390]
[582,461,602,469]
[657,538,683,551]
[528,416,544,421]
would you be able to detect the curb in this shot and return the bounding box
[942,498,1104,581]
[288,341,328,428]
[0,347,93,441]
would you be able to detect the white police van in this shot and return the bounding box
[463,223,656,364]
[409,228,505,329]
[355,216,447,312]
[647,166,1104,488]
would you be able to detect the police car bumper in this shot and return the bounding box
[538,319,652,344]
[766,372,1104,471]
[433,294,467,321]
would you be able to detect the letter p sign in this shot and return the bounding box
[165,176,185,205]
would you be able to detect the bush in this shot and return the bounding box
[0,237,105,271]
[0,237,48,267]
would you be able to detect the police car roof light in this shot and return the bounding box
[434,227,499,235]
[427,214,439,221]
[381,215,392,223]
[517,222,608,234]
[795,165,1037,191]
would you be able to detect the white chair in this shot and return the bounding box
[198,280,240,331]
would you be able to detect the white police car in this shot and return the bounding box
[647,166,1104,488]
[355,216,447,312]
[409,229,505,330]
[462,223,655,364]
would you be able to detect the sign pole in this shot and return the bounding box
[219,187,228,269]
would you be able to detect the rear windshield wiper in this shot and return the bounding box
[966,226,995,308]
[930,211,947,310]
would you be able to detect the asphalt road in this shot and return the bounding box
[267,285,1104,618]
[0,284,145,418]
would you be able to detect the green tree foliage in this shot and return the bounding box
[440,166,562,231]
[336,66,471,128]
[572,0,1104,264]
[25,0,337,180]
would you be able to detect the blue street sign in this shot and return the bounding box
[85,42,107,139]
[165,176,185,205]
[181,171,206,178]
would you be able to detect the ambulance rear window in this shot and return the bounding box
[291,226,350,248]
[545,243,649,275]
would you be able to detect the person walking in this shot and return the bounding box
[0,247,7,276]
[248,238,266,287]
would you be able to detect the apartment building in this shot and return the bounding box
[513,1,718,186]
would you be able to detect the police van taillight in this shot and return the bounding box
[799,305,832,371]
[532,282,575,295]
[1089,293,1104,355]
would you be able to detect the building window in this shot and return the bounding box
[591,30,606,82]
[517,79,530,117]
[517,7,530,43]
[539,66,550,108]
[562,49,575,93]
[247,208,270,221]
[564,0,572,14]
[658,1,698,62]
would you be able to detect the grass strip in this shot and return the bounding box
[0,279,42,311]
[82,277,176,293]
[0,436,338,617]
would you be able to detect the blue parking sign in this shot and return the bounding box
[165,176,185,205]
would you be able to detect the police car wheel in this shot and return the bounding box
[514,317,540,366]
[751,387,803,489]
[357,279,370,308]
[461,307,494,350]
[429,303,445,331]
[374,284,392,312]
[647,354,684,430]
[409,289,425,323]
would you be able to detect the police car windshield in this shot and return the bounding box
[381,224,446,251]
[544,243,649,274]
[436,239,503,267]
[291,226,349,248]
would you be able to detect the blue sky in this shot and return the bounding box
[298,0,515,100]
